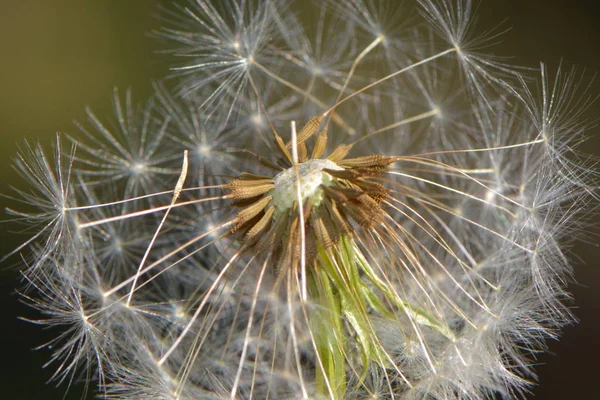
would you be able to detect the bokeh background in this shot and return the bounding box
[1,1,598,398]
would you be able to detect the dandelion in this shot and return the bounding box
[6,1,597,399]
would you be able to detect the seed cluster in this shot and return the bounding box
[225,116,396,270]
[9,1,595,398]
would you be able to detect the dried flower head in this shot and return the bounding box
[6,0,597,399]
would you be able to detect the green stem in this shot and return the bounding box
[308,235,455,398]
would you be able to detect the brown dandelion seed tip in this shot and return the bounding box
[274,134,293,165]
[226,176,274,200]
[232,195,272,232]
[323,198,353,235]
[286,115,325,148]
[255,214,288,253]
[328,143,353,162]
[244,205,275,244]
[311,129,328,160]
[323,168,361,180]
[238,172,273,180]
[338,154,397,170]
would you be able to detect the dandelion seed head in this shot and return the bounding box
[5,1,598,399]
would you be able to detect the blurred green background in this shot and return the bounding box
[1,1,598,398]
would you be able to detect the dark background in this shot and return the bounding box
[1,1,598,398]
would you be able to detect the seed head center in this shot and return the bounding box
[271,159,342,212]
